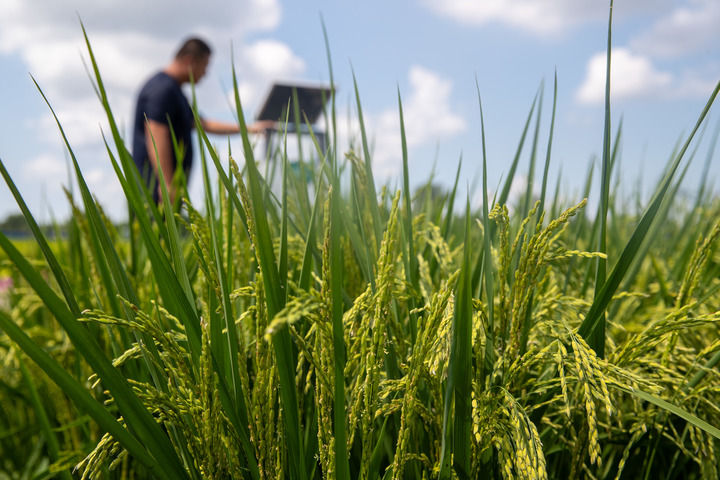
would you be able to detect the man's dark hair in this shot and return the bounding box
[175,37,212,60]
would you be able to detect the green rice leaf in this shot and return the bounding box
[230,54,307,480]
[619,386,720,440]
[0,311,165,477]
[579,78,720,350]
[590,0,615,358]
[0,233,189,479]
[17,355,73,480]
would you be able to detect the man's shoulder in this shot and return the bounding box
[139,72,178,97]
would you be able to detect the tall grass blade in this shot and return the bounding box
[230,56,307,480]
[280,114,290,304]
[498,90,538,207]
[353,69,383,258]
[145,115,195,306]
[320,29,352,478]
[477,89,496,383]
[80,23,204,364]
[299,159,327,291]
[32,79,173,397]
[579,79,720,347]
[321,17,338,173]
[0,158,80,316]
[0,234,189,479]
[454,196,474,479]
[0,310,169,478]
[521,81,544,219]
[329,185,350,480]
[442,156,462,240]
[537,70,558,220]
[398,89,419,341]
[590,0,615,358]
[619,386,720,440]
[17,355,73,480]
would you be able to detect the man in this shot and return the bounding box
[132,37,273,204]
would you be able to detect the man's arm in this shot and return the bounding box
[145,119,175,202]
[201,118,276,135]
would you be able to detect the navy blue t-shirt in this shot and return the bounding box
[132,71,195,196]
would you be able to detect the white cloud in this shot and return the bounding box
[23,153,67,180]
[245,40,306,80]
[404,67,467,144]
[229,40,307,115]
[0,0,280,53]
[631,0,720,57]
[421,0,666,36]
[353,66,466,179]
[576,48,673,104]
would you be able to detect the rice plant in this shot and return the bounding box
[1,6,720,479]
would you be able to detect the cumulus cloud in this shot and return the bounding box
[23,153,67,180]
[351,66,466,179]
[574,1,720,106]
[421,0,666,36]
[631,0,720,57]
[0,0,280,52]
[232,40,308,114]
[576,48,673,104]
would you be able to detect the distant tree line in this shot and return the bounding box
[0,212,59,238]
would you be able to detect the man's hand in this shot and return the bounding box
[249,119,276,133]
[201,118,276,135]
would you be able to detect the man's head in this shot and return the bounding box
[173,37,212,83]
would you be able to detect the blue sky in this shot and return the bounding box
[0,0,718,222]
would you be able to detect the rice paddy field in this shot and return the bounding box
[1,17,720,480]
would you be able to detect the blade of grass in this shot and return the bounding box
[17,355,73,480]
[0,310,170,478]
[537,70,558,221]
[230,54,307,480]
[451,195,474,479]
[589,0,615,358]
[476,89,496,386]
[617,385,720,440]
[579,78,720,348]
[0,158,80,317]
[321,17,338,175]
[438,198,472,480]
[329,184,351,480]
[299,157,328,291]
[353,69,383,259]
[519,73,557,356]
[442,156,462,240]
[498,89,539,207]
[280,108,290,304]
[322,23,349,479]
[0,233,189,479]
[81,23,203,365]
[145,114,195,307]
[398,89,419,342]
[349,164,377,288]
[31,77,174,403]
[521,80,544,219]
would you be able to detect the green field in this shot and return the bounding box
[1,19,719,480]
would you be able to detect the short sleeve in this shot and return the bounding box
[142,82,177,125]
